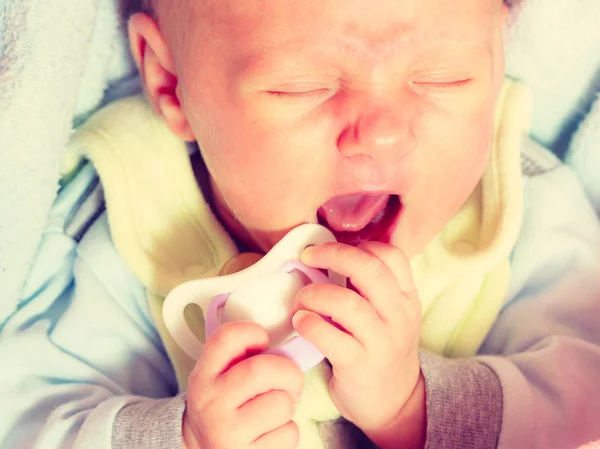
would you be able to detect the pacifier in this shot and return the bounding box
[163,223,346,371]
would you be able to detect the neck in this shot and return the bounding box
[190,151,260,254]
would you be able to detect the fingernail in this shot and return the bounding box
[300,246,314,262]
[292,310,307,328]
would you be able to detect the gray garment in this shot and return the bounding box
[113,395,186,449]
[321,350,503,449]
[111,351,503,449]
[420,351,502,449]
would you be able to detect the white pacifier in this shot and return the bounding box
[163,223,346,371]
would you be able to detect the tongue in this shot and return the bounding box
[318,194,391,233]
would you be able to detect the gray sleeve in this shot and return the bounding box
[320,351,502,449]
[112,394,186,449]
[419,350,502,449]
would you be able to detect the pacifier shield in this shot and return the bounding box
[223,271,307,346]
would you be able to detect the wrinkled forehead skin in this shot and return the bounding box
[151,0,507,76]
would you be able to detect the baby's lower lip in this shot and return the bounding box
[317,195,402,246]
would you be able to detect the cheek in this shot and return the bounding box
[418,79,497,192]
[421,111,493,208]
[396,100,494,256]
[188,92,332,230]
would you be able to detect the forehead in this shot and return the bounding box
[167,0,499,65]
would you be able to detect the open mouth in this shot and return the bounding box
[317,194,402,246]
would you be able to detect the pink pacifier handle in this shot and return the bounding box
[203,260,333,372]
[264,336,326,372]
[205,293,230,339]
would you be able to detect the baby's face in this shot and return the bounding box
[161,0,506,257]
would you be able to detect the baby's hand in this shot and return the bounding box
[292,241,422,434]
[183,322,304,449]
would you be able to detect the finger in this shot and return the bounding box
[197,321,270,383]
[237,391,296,438]
[295,282,385,348]
[218,353,304,408]
[357,241,417,296]
[252,421,299,449]
[358,241,421,319]
[292,309,361,368]
[301,242,401,323]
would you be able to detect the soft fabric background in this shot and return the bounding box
[0,0,599,322]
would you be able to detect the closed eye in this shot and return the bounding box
[411,78,474,91]
[266,86,334,99]
[267,88,334,99]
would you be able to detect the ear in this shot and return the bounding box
[128,13,195,141]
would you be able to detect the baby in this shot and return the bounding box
[126,0,509,446]
[2,0,600,448]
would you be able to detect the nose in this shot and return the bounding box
[337,105,416,160]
